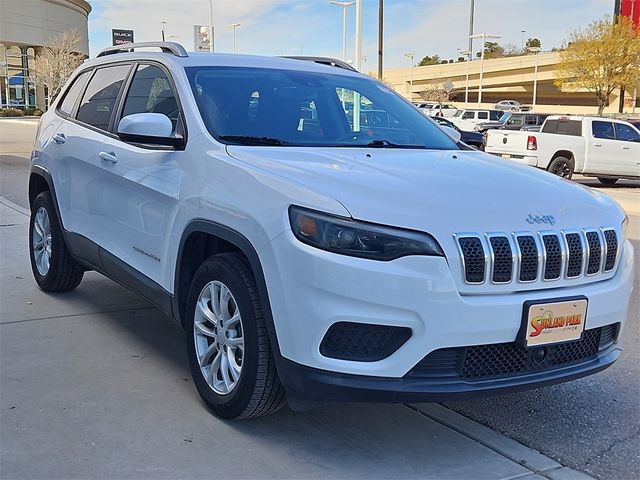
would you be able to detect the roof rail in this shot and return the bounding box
[283,56,357,72]
[97,41,188,58]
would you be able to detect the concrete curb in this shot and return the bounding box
[0,196,29,217]
[407,404,594,480]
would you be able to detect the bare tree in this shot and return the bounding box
[29,30,85,107]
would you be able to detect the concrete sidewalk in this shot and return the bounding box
[0,197,592,480]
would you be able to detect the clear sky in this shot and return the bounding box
[87,0,614,70]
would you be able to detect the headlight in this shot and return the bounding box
[288,206,444,261]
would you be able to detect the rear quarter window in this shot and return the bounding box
[58,71,91,115]
[541,119,582,136]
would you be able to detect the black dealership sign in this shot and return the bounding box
[112,29,134,46]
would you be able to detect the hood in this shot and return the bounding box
[226,146,625,236]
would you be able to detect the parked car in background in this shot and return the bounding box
[485,115,640,182]
[495,100,521,112]
[450,109,502,131]
[432,116,484,149]
[416,103,458,118]
[476,113,551,133]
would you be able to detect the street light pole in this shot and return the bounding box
[458,49,471,108]
[353,0,363,131]
[330,1,354,61]
[404,53,414,101]
[227,23,241,53]
[378,0,383,80]
[521,30,526,52]
[528,46,542,112]
[470,33,500,107]
[208,0,214,52]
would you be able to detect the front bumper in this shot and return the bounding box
[279,344,621,404]
[261,230,633,380]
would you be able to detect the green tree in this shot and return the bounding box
[555,16,640,115]
[418,54,441,66]
[526,37,542,49]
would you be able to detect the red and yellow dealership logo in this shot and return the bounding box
[530,310,583,337]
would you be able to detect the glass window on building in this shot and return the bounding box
[1,44,37,109]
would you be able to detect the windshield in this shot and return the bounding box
[186,66,458,149]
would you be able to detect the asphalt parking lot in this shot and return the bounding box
[1,117,638,479]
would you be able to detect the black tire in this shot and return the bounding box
[185,252,285,419]
[598,177,618,185]
[548,156,574,179]
[29,191,84,292]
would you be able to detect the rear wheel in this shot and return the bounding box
[597,177,618,185]
[29,191,84,292]
[185,252,285,419]
[548,156,574,179]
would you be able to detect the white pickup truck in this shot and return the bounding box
[485,115,640,183]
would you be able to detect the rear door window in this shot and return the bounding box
[477,112,488,120]
[76,64,131,131]
[58,71,91,116]
[614,123,640,142]
[592,121,615,140]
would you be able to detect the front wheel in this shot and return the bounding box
[185,252,285,419]
[547,156,574,179]
[29,191,84,292]
[598,177,618,185]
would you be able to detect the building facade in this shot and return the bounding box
[0,0,90,110]
[384,52,639,115]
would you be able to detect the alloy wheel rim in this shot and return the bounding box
[552,161,571,178]
[193,280,244,395]
[32,207,52,276]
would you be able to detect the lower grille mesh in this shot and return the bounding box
[407,324,618,381]
[320,322,411,362]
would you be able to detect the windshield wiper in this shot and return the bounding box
[219,135,290,146]
[366,139,425,149]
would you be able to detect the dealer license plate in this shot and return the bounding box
[524,299,588,347]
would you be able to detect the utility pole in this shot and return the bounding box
[378,0,383,80]
[458,49,471,108]
[208,0,214,52]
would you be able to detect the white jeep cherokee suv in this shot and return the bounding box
[29,43,634,419]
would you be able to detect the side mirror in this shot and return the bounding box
[117,113,183,148]
[441,125,462,143]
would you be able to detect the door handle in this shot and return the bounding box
[52,133,66,145]
[621,146,630,150]
[99,151,118,164]
[592,143,602,147]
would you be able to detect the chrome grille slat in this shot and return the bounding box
[456,226,618,286]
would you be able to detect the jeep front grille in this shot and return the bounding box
[455,227,619,285]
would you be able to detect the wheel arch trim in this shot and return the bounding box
[174,220,282,356]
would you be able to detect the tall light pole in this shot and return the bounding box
[378,0,383,80]
[404,53,414,101]
[528,46,541,112]
[227,23,241,53]
[208,0,214,52]
[361,55,367,72]
[520,30,526,52]
[470,33,501,107]
[353,0,363,131]
[458,49,471,108]
[468,0,475,60]
[330,1,354,61]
